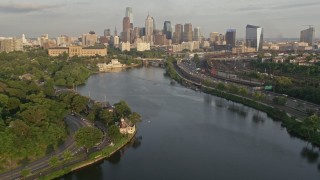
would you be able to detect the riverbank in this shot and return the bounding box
[165,59,320,147]
[38,131,137,180]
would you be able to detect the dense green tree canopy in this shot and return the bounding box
[74,127,103,150]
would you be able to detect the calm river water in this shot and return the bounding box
[63,67,320,180]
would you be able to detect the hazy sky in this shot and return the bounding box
[0,0,319,38]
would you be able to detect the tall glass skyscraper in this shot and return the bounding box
[125,7,133,23]
[163,21,172,39]
[300,27,315,46]
[246,24,263,51]
[225,29,236,47]
[193,27,201,41]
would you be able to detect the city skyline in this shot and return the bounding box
[0,0,319,38]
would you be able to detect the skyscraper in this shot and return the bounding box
[183,23,193,42]
[122,17,131,42]
[163,21,172,40]
[125,7,133,24]
[145,14,154,43]
[300,27,315,46]
[104,29,111,37]
[193,27,201,41]
[173,24,183,44]
[246,25,263,51]
[225,29,236,47]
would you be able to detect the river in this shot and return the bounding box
[63,67,320,180]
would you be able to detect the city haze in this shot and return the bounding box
[0,0,319,38]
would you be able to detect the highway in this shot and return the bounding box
[176,60,319,120]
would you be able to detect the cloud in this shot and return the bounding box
[0,3,62,13]
[235,1,320,12]
[272,2,320,10]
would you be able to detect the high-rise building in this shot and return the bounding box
[193,27,201,41]
[163,21,172,40]
[173,24,183,44]
[22,34,27,44]
[0,37,23,52]
[82,31,98,47]
[122,17,131,42]
[145,14,154,43]
[183,23,193,42]
[125,7,133,24]
[209,32,219,44]
[114,27,118,36]
[246,24,263,51]
[300,27,315,46]
[225,29,236,47]
[104,29,111,37]
[123,17,131,33]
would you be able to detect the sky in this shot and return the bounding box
[0,0,319,39]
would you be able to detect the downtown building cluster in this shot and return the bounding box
[0,7,318,56]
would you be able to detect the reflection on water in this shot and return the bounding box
[204,94,212,104]
[67,67,320,180]
[215,98,225,107]
[107,136,142,165]
[228,104,248,117]
[301,146,319,164]
[252,113,265,124]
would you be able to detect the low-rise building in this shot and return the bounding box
[48,46,107,57]
[119,118,136,135]
[137,42,150,51]
[97,59,126,71]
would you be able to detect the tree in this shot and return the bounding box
[74,127,103,152]
[128,112,142,125]
[21,168,31,178]
[99,109,114,126]
[114,101,132,118]
[71,95,88,113]
[63,150,73,162]
[107,125,122,141]
[49,156,60,167]
[216,82,226,91]
[272,96,287,105]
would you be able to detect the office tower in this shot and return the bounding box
[193,27,201,41]
[163,21,172,40]
[140,27,146,37]
[225,29,236,47]
[125,7,133,24]
[173,24,183,44]
[246,24,263,51]
[145,14,154,42]
[114,27,118,36]
[183,23,193,42]
[122,17,131,42]
[22,34,27,44]
[104,29,111,37]
[123,17,131,33]
[82,31,98,47]
[209,32,219,44]
[300,27,315,46]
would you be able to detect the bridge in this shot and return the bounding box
[140,58,166,67]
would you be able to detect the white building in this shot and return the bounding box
[120,41,130,52]
[137,42,150,51]
[97,59,126,72]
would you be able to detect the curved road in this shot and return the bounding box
[0,114,91,180]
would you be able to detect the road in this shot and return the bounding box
[177,60,320,120]
[0,114,91,180]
